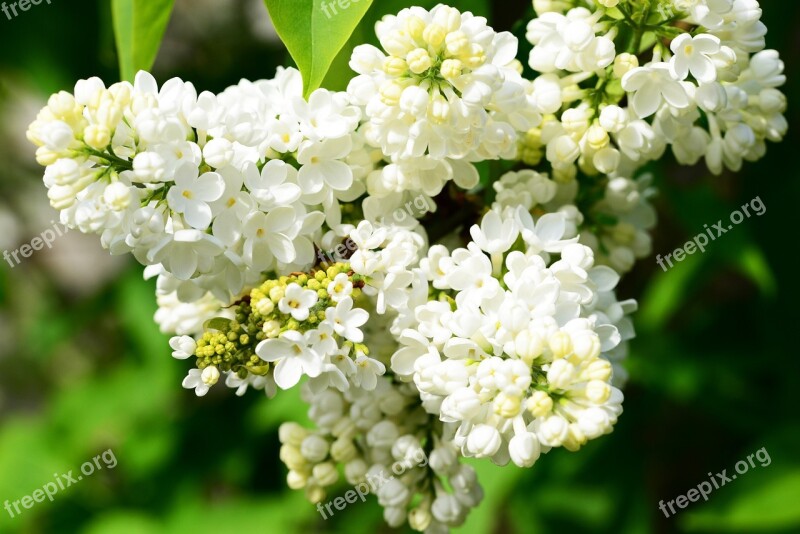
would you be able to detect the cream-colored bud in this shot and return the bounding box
[405,15,427,41]
[408,505,433,531]
[407,48,433,74]
[312,462,339,486]
[305,484,326,504]
[614,53,639,78]
[427,93,450,124]
[262,320,281,338]
[255,298,274,316]
[562,423,587,452]
[268,285,284,302]
[585,124,610,151]
[279,445,307,471]
[201,365,220,386]
[383,57,408,77]
[493,392,522,418]
[526,390,553,418]
[332,416,356,439]
[379,80,405,106]
[445,30,469,55]
[300,434,330,463]
[330,438,357,462]
[586,380,611,403]
[549,331,573,359]
[103,181,131,211]
[572,334,602,361]
[515,330,544,365]
[422,23,446,48]
[279,422,308,447]
[287,469,308,490]
[581,359,612,382]
[84,124,111,150]
[463,44,486,69]
[344,458,368,484]
[440,58,463,81]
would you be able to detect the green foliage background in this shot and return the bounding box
[0,1,798,532]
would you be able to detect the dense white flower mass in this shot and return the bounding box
[348,4,540,175]
[520,0,786,178]
[26,1,787,531]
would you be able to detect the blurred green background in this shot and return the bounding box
[0,1,798,533]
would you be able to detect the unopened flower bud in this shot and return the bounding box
[300,434,329,463]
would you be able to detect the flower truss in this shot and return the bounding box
[27,1,786,531]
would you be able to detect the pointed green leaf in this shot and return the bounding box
[264,0,373,97]
[111,0,176,82]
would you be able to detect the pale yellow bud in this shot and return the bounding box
[84,124,111,150]
[407,48,433,74]
[287,469,308,490]
[255,297,274,316]
[379,80,405,106]
[305,484,326,504]
[330,438,357,462]
[422,23,446,48]
[427,93,450,123]
[384,57,408,77]
[440,58,463,81]
[462,44,486,69]
[408,505,433,531]
[585,124,610,151]
[36,147,60,166]
[549,331,573,359]
[614,53,639,78]
[494,392,522,418]
[526,390,553,418]
[586,380,611,403]
[581,359,612,382]
[279,445,307,471]
[269,285,284,302]
[279,422,308,447]
[312,462,339,487]
[563,423,587,452]
[445,30,469,56]
[515,330,544,365]
[405,15,427,42]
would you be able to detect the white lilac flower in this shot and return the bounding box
[669,34,722,83]
[256,331,323,389]
[279,283,319,322]
[181,366,220,396]
[526,7,616,73]
[326,297,369,343]
[622,63,691,119]
[242,207,298,270]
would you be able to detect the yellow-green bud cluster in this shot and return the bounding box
[193,263,365,380]
[194,300,268,378]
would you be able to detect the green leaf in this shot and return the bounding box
[265,0,374,97]
[204,317,234,333]
[111,0,176,82]
[638,251,707,331]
